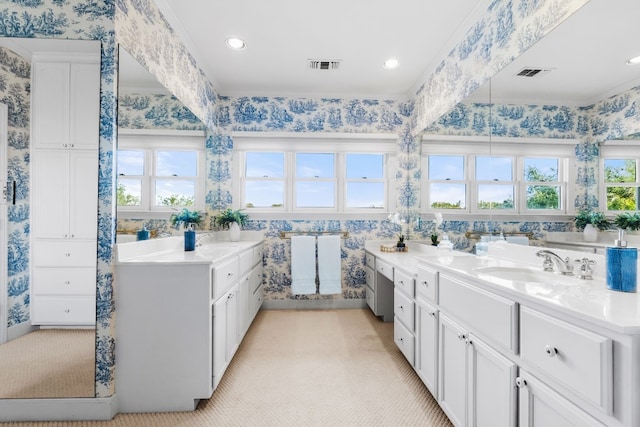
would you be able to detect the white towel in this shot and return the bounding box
[291,236,317,295]
[318,235,341,295]
[506,236,529,245]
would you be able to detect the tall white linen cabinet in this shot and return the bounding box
[30,52,101,326]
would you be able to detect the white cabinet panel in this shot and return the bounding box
[518,370,605,427]
[31,150,69,239]
[416,265,438,304]
[394,317,414,366]
[438,314,468,427]
[32,240,97,267]
[32,61,69,147]
[394,287,414,331]
[416,298,438,397]
[394,268,415,297]
[32,267,95,295]
[69,63,100,149]
[31,296,95,325]
[69,150,99,239]
[213,256,239,298]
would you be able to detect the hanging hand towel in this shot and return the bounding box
[291,235,317,295]
[318,235,341,295]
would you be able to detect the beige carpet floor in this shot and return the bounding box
[3,309,452,427]
[0,329,95,399]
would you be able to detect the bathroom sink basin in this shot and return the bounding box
[474,266,585,286]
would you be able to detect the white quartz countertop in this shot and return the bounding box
[371,240,640,334]
[115,236,261,265]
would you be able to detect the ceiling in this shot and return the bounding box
[138,0,640,106]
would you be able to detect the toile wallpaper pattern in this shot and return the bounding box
[4,0,635,400]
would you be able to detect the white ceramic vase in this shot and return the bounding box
[229,221,241,242]
[583,223,598,242]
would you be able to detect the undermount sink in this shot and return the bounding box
[474,266,585,286]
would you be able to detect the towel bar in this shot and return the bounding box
[279,231,349,239]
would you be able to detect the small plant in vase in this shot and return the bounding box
[396,234,406,252]
[574,210,611,242]
[170,208,202,230]
[214,208,249,242]
[430,233,439,246]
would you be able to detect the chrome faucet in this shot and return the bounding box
[536,250,574,275]
[196,233,211,247]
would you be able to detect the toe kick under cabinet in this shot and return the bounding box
[115,240,264,413]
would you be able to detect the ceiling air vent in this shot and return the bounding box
[516,67,553,77]
[308,59,341,70]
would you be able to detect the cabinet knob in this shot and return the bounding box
[457,333,466,341]
[429,311,436,317]
[422,280,428,287]
[227,272,233,277]
[64,309,70,313]
[65,281,70,285]
[545,345,558,357]
[65,252,71,257]
[515,377,527,388]
[399,280,404,285]
[399,305,404,311]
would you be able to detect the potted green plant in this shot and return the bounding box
[574,210,611,242]
[214,208,249,242]
[614,212,640,232]
[396,234,406,251]
[170,208,202,229]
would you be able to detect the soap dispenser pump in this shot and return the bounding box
[136,224,150,241]
[606,229,637,292]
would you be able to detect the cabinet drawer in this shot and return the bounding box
[365,252,375,269]
[416,265,438,303]
[376,259,393,281]
[31,296,96,325]
[253,243,264,267]
[250,264,263,293]
[439,274,518,354]
[394,288,414,331]
[520,307,612,413]
[394,268,415,297]
[33,240,97,267]
[364,265,375,292]
[394,317,415,366]
[32,267,96,295]
[365,285,376,312]
[238,249,253,275]
[212,257,239,298]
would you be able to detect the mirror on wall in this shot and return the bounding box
[116,47,206,240]
[0,37,100,399]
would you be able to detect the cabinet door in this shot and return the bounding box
[32,61,70,148]
[225,288,239,362]
[31,150,70,238]
[213,294,227,389]
[69,63,100,149]
[69,150,98,239]
[416,298,438,397]
[468,335,517,427]
[438,313,468,427]
[518,370,605,427]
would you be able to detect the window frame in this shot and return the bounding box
[234,133,396,214]
[599,141,640,213]
[117,129,206,215]
[421,136,575,216]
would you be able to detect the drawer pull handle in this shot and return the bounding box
[227,272,233,277]
[399,280,404,285]
[429,311,436,317]
[422,280,428,286]
[399,305,404,311]
[65,281,71,285]
[545,345,558,357]
[515,377,527,388]
[65,253,71,257]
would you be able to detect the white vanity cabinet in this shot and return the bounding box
[364,251,394,322]
[30,54,100,326]
[393,267,416,365]
[115,239,264,413]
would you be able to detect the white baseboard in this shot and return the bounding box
[262,299,367,310]
[7,321,37,341]
[0,396,117,422]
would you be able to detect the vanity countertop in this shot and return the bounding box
[371,240,640,334]
[115,236,262,265]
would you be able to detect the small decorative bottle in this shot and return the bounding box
[184,223,196,251]
[606,229,637,293]
[475,236,489,257]
[437,233,454,263]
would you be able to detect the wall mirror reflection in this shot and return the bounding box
[116,47,206,242]
[0,37,100,399]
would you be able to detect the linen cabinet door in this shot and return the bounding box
[468,335,517,427]
[438,313,467,427]
[31,150,70,238]
[69,150,99,239]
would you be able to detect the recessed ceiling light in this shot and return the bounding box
[383,57,399,70]
[627,55,640,65]
[225,37,246,50]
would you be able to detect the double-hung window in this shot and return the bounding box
[117,130,205,214]
[422,136,574,215]
[600,141,640,212]
[234,134,395,213]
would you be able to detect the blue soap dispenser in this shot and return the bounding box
[606,229,637,293]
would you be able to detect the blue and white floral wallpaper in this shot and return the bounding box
[1,47,31,329]
[5,0,628,402]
